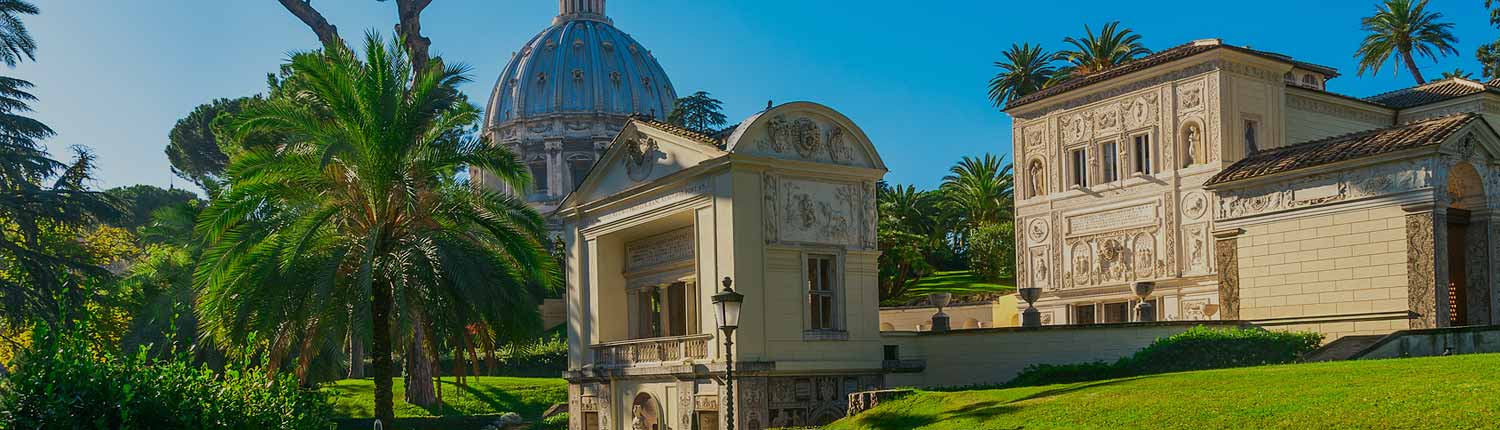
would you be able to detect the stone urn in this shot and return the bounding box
[1018,287,1042,328]
[1133,282,1156,322]
[929,293,952,332]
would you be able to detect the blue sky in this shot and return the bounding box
[11,0,1496,192]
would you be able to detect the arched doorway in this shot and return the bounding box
[630,392,663,430]
[1445,162,1490,326]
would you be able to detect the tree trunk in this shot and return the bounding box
[371,280,396,425]
[453,345,466,387]
[483,338,498,376]
[465,331,482,379]
[395,0,434,75]
[1401,49,1426,84]
[348,324,366,379]
[276,0,341,48]
[405,322,438,407]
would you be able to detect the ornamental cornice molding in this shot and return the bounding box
[1013,62,1217,120]
[1287,93,1392,125]
[1215,158,1433,220]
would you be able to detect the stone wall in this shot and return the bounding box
[880,321,1243,388]
[1357,325,1500,359]
[1232,205,1411,340]
[878,297,1019,332]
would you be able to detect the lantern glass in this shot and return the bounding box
[712,277,744,331]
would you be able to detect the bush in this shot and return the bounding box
[967,222,1014,281]
[0,329,334,429]
[1004,326,1324,388]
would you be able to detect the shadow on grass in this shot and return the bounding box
[845,377,1150,430]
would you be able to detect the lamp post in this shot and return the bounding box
[712,276,744,430]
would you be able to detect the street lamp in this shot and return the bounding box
[712,276,744,430]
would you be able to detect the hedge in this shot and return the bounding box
[1003,326,1323,388]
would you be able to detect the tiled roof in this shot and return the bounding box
[632,116,723,148]
[1005,39,1338,110]
[1363,78,1498,109]
[1206,113,1480,186]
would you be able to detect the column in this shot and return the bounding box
[544,140,563,198]
[1402,202,1448,329]
[1466,211,1491,325]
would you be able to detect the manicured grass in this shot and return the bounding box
[901,270,1014,301]
[829,353,1500,429]
[324,376,566,420]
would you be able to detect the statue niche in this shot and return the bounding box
[1180,121,1204,168]
[1027,159,1046,198]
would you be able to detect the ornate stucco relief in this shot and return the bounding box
[1406,211,1438,329]
[1215,159,1432,220]
[750,114,868,167]
[1013,62,1217,119]
[1214,236,1239,320]
[768,177,874,249]
[624,227,694,272]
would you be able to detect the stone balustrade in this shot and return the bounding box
[591,334,713,368]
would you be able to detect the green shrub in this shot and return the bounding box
[967,222,1014,281]
[1003,326,1324,388]
[0,330,334,429]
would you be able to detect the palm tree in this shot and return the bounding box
[0,0,37,67]
[667,91,727,134]
[987,43,1057,107]
[1355,0,1458,85]
[939,154,1014,231]
[196,33,555,423]
[1440,69,1473,80]
[1055,22,1150,77]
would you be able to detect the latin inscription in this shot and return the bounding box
[1068,204,1156,236]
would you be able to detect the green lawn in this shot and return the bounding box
[324,376,566,420]
[898,270,1014,302]
[829,353,1500,429]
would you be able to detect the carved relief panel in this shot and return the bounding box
[1216,159,1433,220]
[1059,202,1167,290]
[764,176,876,249]
[748,114,871,167]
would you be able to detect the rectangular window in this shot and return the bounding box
[530,162,549,194]
[1244,119,1260,154]
[696,411,720,430]
[584,412,600,429]
[1073,304,1096,325]
[807,255,838,330]
[1069,148,1088,188]
[1103,302,1130,323]
[1133,134,1152,174]
[1100,141,1118,183]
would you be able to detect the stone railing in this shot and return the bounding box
[591,334,713,368]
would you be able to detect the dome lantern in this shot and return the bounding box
[556,0,611,25]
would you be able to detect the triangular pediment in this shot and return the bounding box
[559,120,726,210]
[1438,118,1500,162]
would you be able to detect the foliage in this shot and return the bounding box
[1355,0,1458,84]
[165,98,250,188]
[666,91,727,134]
[1439,69,1473,80]
[197,32,555,422]
[1481,0,1500,81]
[830,353,1500,430]
[0,0,37,67]
[939,154,1013,230]
[965,222,1014,282]
[988,43,1058,107]
[877,227,935,303]
[0,329,335,429]
[1002,326,1323,388]
[105,185,200,233]
[1055,21,1149,77]
[537,412,569,430]
[324,376,566,420]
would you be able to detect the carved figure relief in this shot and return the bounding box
[1133,233,1156,279]
[827,126,854,164]
[1181,121,1205,167]
[1031,247,1051,288]
[1124,94,1159,129]
[624,134,659,182]
[1182,192,1209,221]
[1027,217,1050,244]
[776,179,867,248]
[1027,159,1047,198]
[1218,160,1430,220]
[1061,113,1090,144]
[1069,242,1091,287]
[1178,84,1203,111]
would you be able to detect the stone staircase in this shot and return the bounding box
[1301,335,1386,362]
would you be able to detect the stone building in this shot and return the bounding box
[556,102,888,430]
[1006,38,1500,340]
[474,0,678,219]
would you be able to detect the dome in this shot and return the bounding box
[484,1,677,128]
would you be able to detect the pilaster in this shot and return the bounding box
[1212,228,1243,320]
[1403,202,1447,329]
